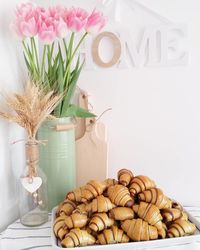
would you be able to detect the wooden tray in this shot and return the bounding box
[51,207,200,249]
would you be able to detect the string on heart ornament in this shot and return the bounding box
[20,141,43,205]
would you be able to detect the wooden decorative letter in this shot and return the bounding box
[92,31,121,68]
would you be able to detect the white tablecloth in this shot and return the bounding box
[1,207,200,250]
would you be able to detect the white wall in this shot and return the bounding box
[1,0,200,231]
[0,0,25,232]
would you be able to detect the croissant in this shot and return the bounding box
[67,187,84,202]
[103,179,118,197]
[84,226,99,239]
[133,202,163,229]
[172,201,183,211]
[180,211,188,221]
[64,212,88,229]
[56,199,77,217]
[129,175,156,196]
[121,219,158,241]
[103,178,118,188]
[61,229,96,248]
[107,184,134,207]
[109,207,134,221]
[161,208,182,222]
[81,180,107,202]
[158,223,167,239]
[85,195,115,213]
[167,219,196,238]
[89,213,114,232]
[117,169,133,186]
[97,225,130,244]
[53,216,68,240]
[73,203,88,215]
[138,188,172,209]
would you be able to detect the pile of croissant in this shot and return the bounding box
[53,169,196,248]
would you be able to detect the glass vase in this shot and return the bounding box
[19,141,48,226]
[37,117,76,211]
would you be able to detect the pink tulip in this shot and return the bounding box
[38,6,63,44]
[65,7,89,32]
[55,19,68,38]
[13,2,40,38]
[46,6,68,38]
[38,17,56,44]
[85,9,107,34]
[47,6,64,21]
[15,2,36,20]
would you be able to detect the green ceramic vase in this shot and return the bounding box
[37,117,76,211]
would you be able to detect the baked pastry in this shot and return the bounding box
[117,169,133,186]
[107,184,134,207]
[103,178,118,188]
[121,219,158,241]
[161,208,182,222]
[73,203,88,215]
[54,169,196,247]
[158,223,167,239]
[53,216,68,240]
[97,225,130,244]
[67,187,84,202]
[109,207,134,221]
[167,219,196,237]
[138,188,172,209]
[56,199,77,217]
[85,195,115,213]
[64,212,88,229]
[89,213,114,232]
[179,211,188,221]
[81,180,107,202]
[61,229,95,247]
[133,202,163,229]
[129,175,156,196]
[172,201,183,211]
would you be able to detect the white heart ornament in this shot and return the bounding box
[21,177,42,193]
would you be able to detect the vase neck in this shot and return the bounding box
[25,141,39,177]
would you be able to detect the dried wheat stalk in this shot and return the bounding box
[0,82,62,140]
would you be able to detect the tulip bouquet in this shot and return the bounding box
[12,3,107,117]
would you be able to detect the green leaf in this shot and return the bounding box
[48,53,59,88]
[23,52,31,72]
[62,38,68,64]
[64,104,96,118]
[60,60,84,116]
[54,54,64,116]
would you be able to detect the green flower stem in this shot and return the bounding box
[63,32,74,87]
[41,44,47,78]
[22,40,29,58]
[62,38,68,58]
[30,37,37,77]
[68,32,75,59]
[63,32,88,83]
[30,37,34,56]
[22,40,37,79]
[60,32,87,115]
[32,37,40,75]
[71,32,88,59]
[31,37,42,80]
[47,45,51,68]
[50,42,55,58]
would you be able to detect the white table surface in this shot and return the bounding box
[1,207,200,250]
